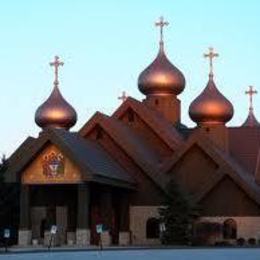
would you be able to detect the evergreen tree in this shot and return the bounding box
[0,155,20,244]
[159,179,199,245]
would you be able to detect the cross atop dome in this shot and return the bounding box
[204,47,219,77]
[155,16,169,46]
[245,85,257,112]
[242,85,259,127]
[50,56,64,87]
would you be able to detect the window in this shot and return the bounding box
[146,218,160,239]
[223,218,237,239]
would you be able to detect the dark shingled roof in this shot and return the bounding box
[5,128,135,189]
[79,112,170,193]
[55,128,135,185]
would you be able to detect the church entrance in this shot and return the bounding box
[19,183,130,246]
[30,185,77,245]
[89,187,121,246]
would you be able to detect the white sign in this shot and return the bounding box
[96,224,103,234]
[50,225,57,235]
[4,229,10,239]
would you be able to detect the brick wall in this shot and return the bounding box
[129,206,161,245]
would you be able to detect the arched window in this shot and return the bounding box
[146,218,160,239]
[223,218,237,239]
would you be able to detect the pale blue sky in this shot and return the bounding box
[1,0,260,155]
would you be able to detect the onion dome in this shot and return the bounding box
[138,17,185,96]
[35,56,77,130]
[189,48,233,126]
[242,86,259,127]
[189,75,234,126]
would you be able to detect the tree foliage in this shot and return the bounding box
[0,155,19,229]
[159,179,199,245]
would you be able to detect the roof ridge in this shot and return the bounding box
[112,97,183,149]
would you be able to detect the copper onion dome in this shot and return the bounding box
[35,56,77,130]
[242,86,260,127]
[138,17,185,96]
[189,48,233,126]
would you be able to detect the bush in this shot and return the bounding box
[237,237,245,246]
[248,238,256,246]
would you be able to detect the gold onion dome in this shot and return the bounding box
[138,17,185,96]
[35,56,77,130]
[189,75,234,126]
[189,48,233,126]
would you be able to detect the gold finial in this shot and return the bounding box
[50,56,64,87]
[245,86,257,112]
[204,47,219,77]
[118,91,128,103]
[155,16,169,45]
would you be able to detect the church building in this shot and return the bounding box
[4,17,260,247]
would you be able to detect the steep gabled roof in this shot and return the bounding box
[112,97,184,150]
[79,112,169,192]
[160,130,260,205]
[5,128,135,189]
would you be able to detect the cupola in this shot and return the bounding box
[35,56,77,130]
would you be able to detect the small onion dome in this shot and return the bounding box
[35,85,77,130]
[189,74,234,126]
[138,43,185,96]
[242,109,260,127]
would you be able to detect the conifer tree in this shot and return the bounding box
[159,179,199,245]
[0,155,19,239]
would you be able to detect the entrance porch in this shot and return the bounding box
[18,183,130,247]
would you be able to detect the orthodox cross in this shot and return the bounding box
[50,56,64,87]
[118,91,128,103]
[155,16,169,43]
[204,47,219,76]
[245,86,257,111]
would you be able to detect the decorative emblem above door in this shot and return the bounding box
[42,152,65,178]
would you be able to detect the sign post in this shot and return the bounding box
[159,223,166,240]
[96,224,103,250]
[48,225,57,250]
[3,229,10,253]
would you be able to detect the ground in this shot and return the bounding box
[1,249,260,260]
